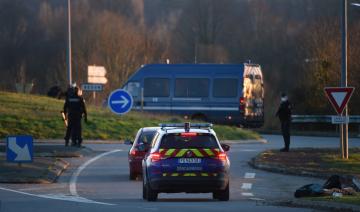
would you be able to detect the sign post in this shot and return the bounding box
[324,87,354,159]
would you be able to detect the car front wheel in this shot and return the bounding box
[142,179,147,200]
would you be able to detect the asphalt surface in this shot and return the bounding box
[1,135,360,212]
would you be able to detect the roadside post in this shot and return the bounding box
[324,87,355,159]
[6,135,33,167]
[108,89,133,115]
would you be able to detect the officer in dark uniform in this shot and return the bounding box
[63,85,87,147]
[276,93,292,152]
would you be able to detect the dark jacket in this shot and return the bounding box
[63,91,87,120]
[276,100,292,122]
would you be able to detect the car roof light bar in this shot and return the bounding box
[159,123,213,131]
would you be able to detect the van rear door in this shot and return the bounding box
[211,77,242,124]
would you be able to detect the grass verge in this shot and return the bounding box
[0,91,260,141]
[253,148,360,178]
[252,148,360,205]
[307,196,360,206]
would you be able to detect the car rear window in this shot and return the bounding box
[137,131,156,145]
[159,133,219,149]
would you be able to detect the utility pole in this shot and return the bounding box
[340,0,348,159]
[67,0,72,86]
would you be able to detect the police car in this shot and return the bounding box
[142,123,230,201]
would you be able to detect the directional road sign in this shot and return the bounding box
[88,65,108,84]
[324,87,355,114]
[81,83,103,92]
[6,135,33,163]
[108,89,133,115]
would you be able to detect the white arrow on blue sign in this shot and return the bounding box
[6,135,33,163]
[108,89,133,115]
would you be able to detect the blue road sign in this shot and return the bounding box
[108,89,133,115]
[6,135,33,163]
[81,83,103,92]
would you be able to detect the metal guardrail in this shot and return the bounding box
[292,115,360,123]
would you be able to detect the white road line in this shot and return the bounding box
[239,149,257,152]
[19,185,67,191]
[0,149,123,206]
[241,192,254,197]
[0,186,113,205]
[69,149,123,197]
[244,172,256,179]
[241,183,252,190]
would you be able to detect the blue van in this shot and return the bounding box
[122,64,264,127]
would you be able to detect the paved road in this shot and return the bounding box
[1,135,359,212]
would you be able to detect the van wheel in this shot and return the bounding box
[213,184,229,201]
[146,181,158,201]
[191,114,207,122]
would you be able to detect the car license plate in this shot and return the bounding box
[178,158,201,164]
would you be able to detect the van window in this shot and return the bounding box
[144,78,169,97]
[175,78,209,97]
[213,78,238,98]
[125,81,140,98]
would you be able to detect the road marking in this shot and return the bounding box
[19,185,67,191]
[244,172,256,179]
[69,149,123,197]
[239,149,257,152]
[241,183,252,190]
[0,186,114,205]
[241,192,254,197]
[249,197,266,201]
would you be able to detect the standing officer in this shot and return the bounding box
[63,84,87,147]
[276,92,292,152]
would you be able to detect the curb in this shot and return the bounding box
[35,139,121,144]
[0,158,69,184]
[32,139,268,145]
[270,199,360,212]
[45,158,70,183]
[222,139,268,144]
[248,158,329,179]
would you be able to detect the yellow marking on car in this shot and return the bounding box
[204,149,214,156]
[190,149,203,157]
[176,149,187,157]
[165,149,175,156]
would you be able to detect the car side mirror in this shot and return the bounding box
[221,144,230,152]
[124,139,133,145]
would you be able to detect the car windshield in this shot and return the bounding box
[159,133,219,149]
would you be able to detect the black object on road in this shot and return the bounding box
[295,175,360,198]
[294,184,324,198]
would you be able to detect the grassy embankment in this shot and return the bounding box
[0,91,260,141]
